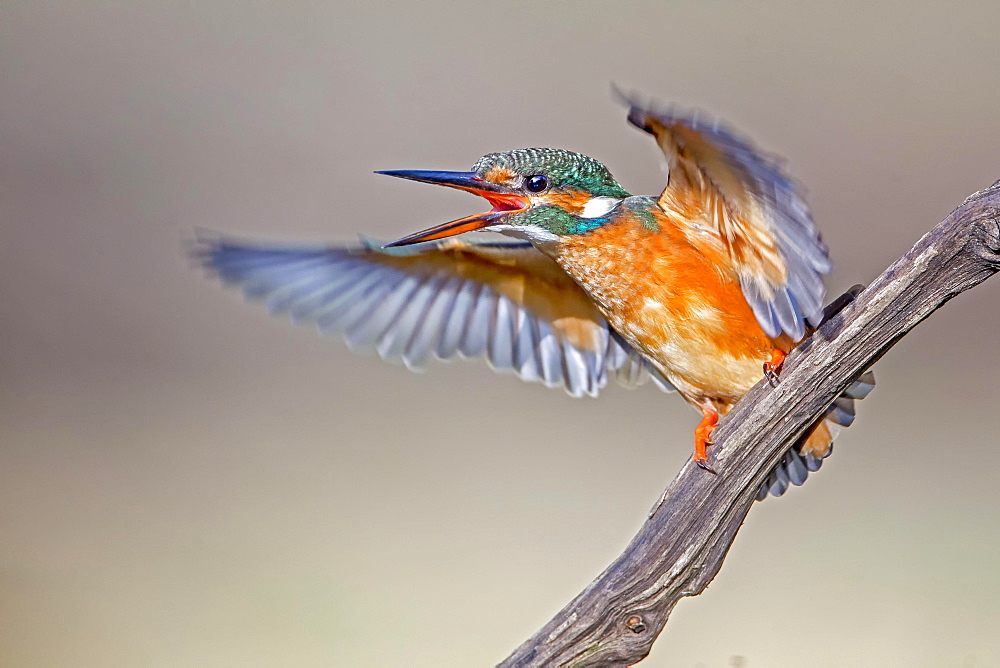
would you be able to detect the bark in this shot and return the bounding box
[499,181,1000,667]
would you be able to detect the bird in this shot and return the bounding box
[193,92,874,499]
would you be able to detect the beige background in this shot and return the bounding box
[3,2,999,666]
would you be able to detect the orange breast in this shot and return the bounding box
[553,209,782,404]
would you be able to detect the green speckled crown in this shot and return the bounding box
[473,148,630,199]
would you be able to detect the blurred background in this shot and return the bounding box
[2,2,999,666]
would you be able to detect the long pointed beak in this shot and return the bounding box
[382,210,508,247]
[377,170,529,248]
[376,170,509,194]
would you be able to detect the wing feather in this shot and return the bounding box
[194,233,675,397]
[436,279,476,359]
[620,92,830,340]
[403,274,457,371]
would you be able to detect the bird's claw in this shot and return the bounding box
[696,458,718,474]
[763,349,787,387]
[694,406,719,475]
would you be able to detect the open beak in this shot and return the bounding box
[377,170,529,248]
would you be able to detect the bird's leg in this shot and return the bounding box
[694,402,719,474]
[763,348,787,386]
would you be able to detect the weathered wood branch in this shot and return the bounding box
[500,181,1000,667]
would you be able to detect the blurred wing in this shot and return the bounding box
[193,233,674,398]
[621,93,831,341]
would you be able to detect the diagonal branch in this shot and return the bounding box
[499,181,1000,667]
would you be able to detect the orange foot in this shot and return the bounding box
[694,405,719,474]
[763,348,787,386]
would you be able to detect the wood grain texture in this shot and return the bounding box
[499,181,1000,667]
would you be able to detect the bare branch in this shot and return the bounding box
[499,181,1000,667]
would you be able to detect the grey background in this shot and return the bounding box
[3,2,999,665]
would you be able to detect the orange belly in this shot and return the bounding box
[553,216,783,405]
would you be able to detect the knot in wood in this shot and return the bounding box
[987,217,1000,258]
[626,615,646,633]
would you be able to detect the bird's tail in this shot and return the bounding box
[757,369,875,500]
[757,284,874,500]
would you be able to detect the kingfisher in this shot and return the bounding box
[194,93,874,498]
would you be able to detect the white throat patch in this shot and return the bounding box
[580,196,622,219]
[485,223,560,244]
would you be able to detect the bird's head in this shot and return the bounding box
[380,148,631,247]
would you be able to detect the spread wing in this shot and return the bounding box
[193,233,674,398]
[621,93,831,341]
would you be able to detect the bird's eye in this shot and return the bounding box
[524,175,548,193]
